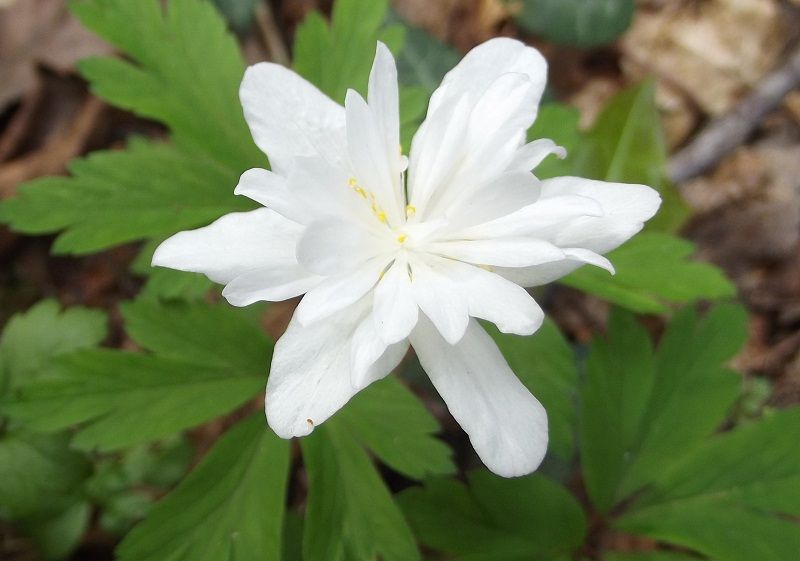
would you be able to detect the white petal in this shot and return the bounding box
[426,238,565,268]
[457,194,604,240]
[495,249,616,288]
[507,139,567,172]
[409,74,540,220]
[563,248,615,274]
[540,177,662,253]
[410,317,548,477]
[296,217,390,276]
[152,208,303,284]
[409,255,469,345]
[367,43,405,215]
[372,255,419,344]
[432,256,544,336]
[427,37,547,120]
[240,63,346,174]
[222,265,321,306]
[351,310,409,390]
[294,255,391,325]
[235,160,370,227]
[444,171,542,231]
[266,302,367,438]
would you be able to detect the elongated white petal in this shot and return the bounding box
[152,209,303,284]
[507,139,567,172]
[294,255,391,325]
[540,177,662,253]
[427,37,547,120]
[410,317,548,477]
[240,63,346,174]
[427,238,565,268]
[222,266,321,306]
[266,302,368,438]
[496,248,616,287]
[367,42,405,215]
[444,171,542,231]
[372,255,419,344]
[457,194,604,240]
[409,256,469,345]
[431,256,544,336]
[345,90,403,225]
[296,217,389,276]
[351,310,409,390]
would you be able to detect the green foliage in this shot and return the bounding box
[334,376,455,479]
[293,0,404,102]
[528,103,582,180]
[572,81,688,231]
[399,470,586,561]
[72,0,262,170]
[2,300,271,450]
[563,233,736,314]
[301,422,420,561]
[616,409,800,561]
[515,0,635,47]
[117,414,289,561]
[18,501,92,561]
[213,0,259,33]
[0,299,106,391]
[604,554,703,561]
[0,139,254,255]
[391,15,459,92]
[489,319,578,460]
[581,304,747,512]
[0,301,107,559]
[0,431,90,520]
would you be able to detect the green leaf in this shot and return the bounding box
[293,0,397,102]
[562,233,736,314]
[3,300,272,450]
[0,299,106,393]
[19,501,91,561]
[515,0,635,47]
[117,414,289,561]
[120,298,270,372]
[334,376,454,479]
[0,431,90,519]
[488,319,579,460]
[0,139,254,255]
[604,553,705,561]
[391,16,458,92]
[616,408,800,561]
[2,350,264,450]
[573,81,689,231]
[528,103,582,180]
[302,422,420,561]
[581,304,747,512]
[399,471,585,561]
[71,0,262,171]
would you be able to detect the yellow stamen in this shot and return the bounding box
[405,204,416,217]
[396,233,407,244]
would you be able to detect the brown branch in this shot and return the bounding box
[254,0,290,67]
[668,45,800,184]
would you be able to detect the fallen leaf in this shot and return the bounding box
[0,0,112,109]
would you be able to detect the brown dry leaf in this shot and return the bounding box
[0,0,112,109]
[620,0,787,144]
[391,0,509,49]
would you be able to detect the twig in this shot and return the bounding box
[668,45,800,184]
[0,96,104,198]
[254,0,290,67]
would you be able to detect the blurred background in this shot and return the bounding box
[1,0,799,559]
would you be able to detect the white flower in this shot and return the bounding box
[153,38,660,477]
